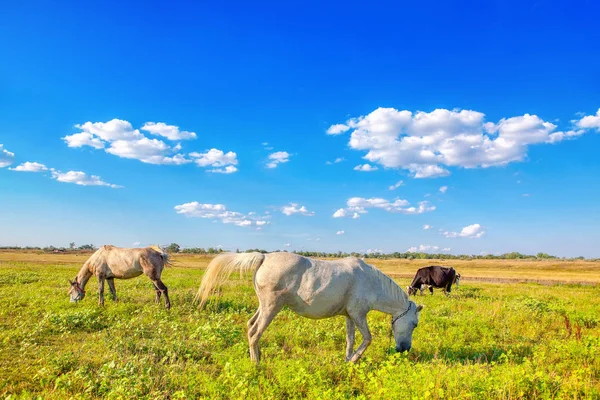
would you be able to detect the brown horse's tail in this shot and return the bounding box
[194,252,266,309]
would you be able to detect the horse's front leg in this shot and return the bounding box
[347,313,372,363]
[107,278,117,302]
[97,275,105,306]
[345,317,356,362]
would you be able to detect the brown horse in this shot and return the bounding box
[68,245,171,309]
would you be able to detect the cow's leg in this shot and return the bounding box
[345,317,356,361]
[97,274,105,306]
[107,278,117,302]
[347,312,372,362]
[445,282,452,296]
[429,285,434,295]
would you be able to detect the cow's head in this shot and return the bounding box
[406,286,417,296]
[454,273,461,287]
[392,301,423,352]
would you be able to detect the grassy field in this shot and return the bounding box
[0,251,599,399]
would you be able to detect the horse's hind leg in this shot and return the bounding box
[107,278,118,302]
[151,279,171,309]
[247,309,260,334]
[97,275,105,306]
[249,301,283,363]
[345,317,356,362]
[152,282,162,303]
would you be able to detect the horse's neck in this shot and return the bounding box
[368,269,408,315]
[76,263,93,288]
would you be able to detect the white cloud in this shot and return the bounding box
[281,203,315,216]
[267,151,290,169]
[333,208,347,218]
[133,241,141,246]
[336,230,345,235]
[326,157,346,165]
[9,161,48,172]
[327,124,351,135]
[190,149,238,173]
[366,248,383,254]
[0,144,15,168]
[354,164,378,172]
[389,180,404,190]
[410,164,450,178]
[63,119,196,165]
[423,224,432,230]
[576,108,600,130]
[443,223,486,239]
[439,186,448,194]
[284,243,291,247]
[174,202,269,228]
[50,170,122,188]
[73,119,144,142]
[442,248,451,252]
[106,137,190,165]
[141,122,197,140]
[63,132,105,149]
[333,197,435,218]
[407,245,440,253]
[209,165,238,174]
[329,107,592,178]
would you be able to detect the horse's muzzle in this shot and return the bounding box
[396,344,411,353]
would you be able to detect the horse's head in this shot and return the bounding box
[68,278,85,302]
[392,301,423,352]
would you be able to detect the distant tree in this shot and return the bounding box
[166,243,180,253]
[69,242,76,250]
[78,244,96,251]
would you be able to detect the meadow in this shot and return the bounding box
[0,251,599,399]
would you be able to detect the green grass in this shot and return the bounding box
[1,259,599,399]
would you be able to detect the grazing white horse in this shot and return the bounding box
[68,245,171,309]
[196,252,423,363]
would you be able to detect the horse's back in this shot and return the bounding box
[256,253,363,318]
[89,246,159,279]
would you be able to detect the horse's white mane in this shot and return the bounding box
[359,260,407,302]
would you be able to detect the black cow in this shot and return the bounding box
[406,266,460,296]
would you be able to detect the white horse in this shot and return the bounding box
[68,245,171,309]
[196,252,423,363]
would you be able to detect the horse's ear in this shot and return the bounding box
[416,304,424,312]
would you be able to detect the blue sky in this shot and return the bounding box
[1,0,599,256]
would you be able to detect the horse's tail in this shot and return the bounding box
[195,252,266,309]
[149,244,172,267]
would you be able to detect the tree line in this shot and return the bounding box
[0,244,595,261]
